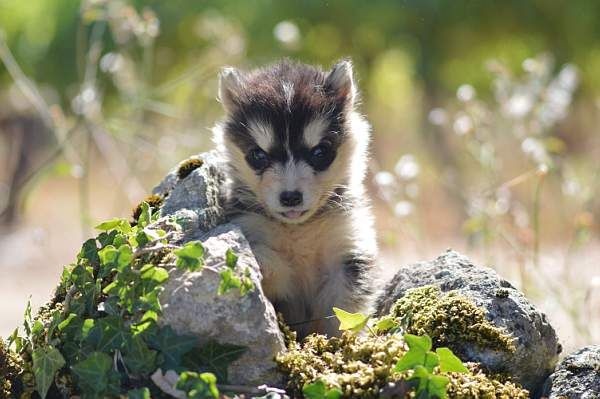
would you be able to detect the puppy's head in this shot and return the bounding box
[215,59,369,224]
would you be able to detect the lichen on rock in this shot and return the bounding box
[0,339,24,398]
[390,285,516,354]
[375,249,559,394]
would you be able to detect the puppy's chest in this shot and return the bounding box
[269,219,343,276]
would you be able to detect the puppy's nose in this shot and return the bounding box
[280,190,303,207]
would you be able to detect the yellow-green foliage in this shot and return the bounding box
[276,286,528,398]
[390,286,516,354]
[0,339,24,398]
[276,331,529,398]
[177,157,204,180]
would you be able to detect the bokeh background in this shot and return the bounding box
[1,0,599,354]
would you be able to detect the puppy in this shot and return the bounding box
[213,59,377,338]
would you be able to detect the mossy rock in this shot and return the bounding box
[375,250,559,395]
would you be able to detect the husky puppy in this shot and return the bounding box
[213,59,377,337]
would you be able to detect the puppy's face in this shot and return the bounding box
[216,60,364,224]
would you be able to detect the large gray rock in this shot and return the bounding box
[375,249,559,395]
[159,223,286,386]
[544,346,600,399]
[152,153,286,386]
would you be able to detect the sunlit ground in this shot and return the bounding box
[1,155,598,356]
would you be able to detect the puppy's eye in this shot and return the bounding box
[246,148,270,170]
[309,144,335,171]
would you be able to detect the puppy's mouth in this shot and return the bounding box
[279,210,308,220]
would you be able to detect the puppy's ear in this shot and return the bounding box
[324,59,355,107]
[218,67,245,113]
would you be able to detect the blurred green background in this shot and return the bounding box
[0,0,599,352]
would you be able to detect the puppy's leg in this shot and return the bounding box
[307,255,375,337]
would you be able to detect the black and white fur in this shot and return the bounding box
[213,59,377,338]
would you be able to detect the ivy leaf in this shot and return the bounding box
[176,371,219,399]
[95,218,131,233]
[71,351,120,397]
[373,316,398,334]
[116,244,134,270]
[147,325,198,370]
[395,334,439,373]
[332,307,369,333]
[123,336,157,375]
[174,241,205,271]
[140,264,169,285]
[32,346,66,399]
[86,316,128,352]
[127,387,151,399]
[225,248,238,269]
[410,365,449,399]
[137,202,152,228]
[78,238,100,267]
[302,379,342,399]
[217,268,241,295]
[182,341,247,382]
[404,334,433,352]
[436,347,469,373]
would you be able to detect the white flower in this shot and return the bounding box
[274,21,300,47]
[457,84,476,102]
[394,201,414,217]
[453,114,473,135]
[394,155,420,180]
[374,171,395,187]
[428,108,448,126]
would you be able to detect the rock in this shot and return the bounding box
[153,153,286,386]
[375,249,559,395]
[544,346,600,399]
[153,151,226,231]
[159,223,286,385]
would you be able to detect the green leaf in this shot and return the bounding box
[225,248,238,269]
[239,268,255,296]
[95,218,131,233]
[127,387,151,399]
[140,264,169,285]
[373,316,398,333]
[436,347,469,373]
[302,379,342,399]
[137,202,152,228]
[86,316,127,352]
[182,341,247,382]
[405,334,433,352]
[147,325,198,370]
[32,346,66,399]
[427,374,450,398]
[71,351,120,397]
[217,268,241,295]
[174,241,205,271]
[176,371,219,399]
[332,307,370,333]
[78,238,100,266]
[395,334,439,373]
[98,245,118,267]
[123,336,157,375]
[116,244,134,270]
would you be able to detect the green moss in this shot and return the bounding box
[276,330,528,399]
[132,194,164,222]
[0,340,24,398]
[390,286,516,354]
[177,157,204,180]
[276,286,527,398]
